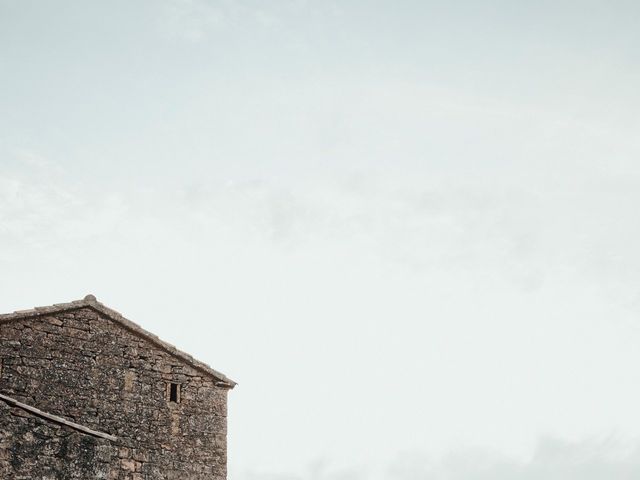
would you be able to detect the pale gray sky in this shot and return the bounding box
[3,1,640,479]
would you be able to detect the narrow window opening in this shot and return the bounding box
[169,383,180,403]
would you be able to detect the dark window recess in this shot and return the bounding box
[169,383,180,403]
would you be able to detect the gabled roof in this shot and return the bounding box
[0,294,236,389]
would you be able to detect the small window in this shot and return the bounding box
[169,383,181,403]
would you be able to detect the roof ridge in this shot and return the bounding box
[0,295,236,388]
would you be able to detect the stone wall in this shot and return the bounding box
[0,307,228,480]
[0,400,118,479]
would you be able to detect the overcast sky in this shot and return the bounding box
[3,1,640,479]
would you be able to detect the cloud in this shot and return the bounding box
[0,150,129,263]
[157,0,286,42]
[386,436,640,480]
[4,153,640,301]
[239,436,640,480]
[159,0,230,42]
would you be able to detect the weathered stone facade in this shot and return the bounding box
[0,295,236,480]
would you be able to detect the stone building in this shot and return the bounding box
[0,295,236,480]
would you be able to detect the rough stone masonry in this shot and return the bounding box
[0,295,236,480]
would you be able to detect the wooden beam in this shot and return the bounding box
[0,393,118,442]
